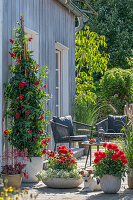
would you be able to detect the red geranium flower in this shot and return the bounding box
[10,39,14,44]
[122,159,127,164]
[34,82,39,85]
[20,94,24,100]
[94,158,99,164]
[48,151,55,157]
[28,37,33,42]
[103,142,108,148]
[120,153,126,160]
[4,129,8,135]
[112,154,118,160]
[42,149,47,155]
[107,143,113,150]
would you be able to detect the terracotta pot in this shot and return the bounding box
[100,175,121,194]
[21,157,43,183]
[42,178,83,189]
[2,173,22,188]
[128,168,133,189]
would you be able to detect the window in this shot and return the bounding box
[55,42,69,117]
[24,27,39,63]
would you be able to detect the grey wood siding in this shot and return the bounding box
[2,0,75,149]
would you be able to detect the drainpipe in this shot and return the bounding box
[75,16,84,32]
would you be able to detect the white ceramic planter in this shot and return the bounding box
[42,178,83,189]
[100,175,121,193]
[22,157,43,183]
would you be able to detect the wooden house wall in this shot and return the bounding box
[2,0,76,149]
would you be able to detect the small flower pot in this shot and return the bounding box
[100,175,121,194]
[2,173,23,188]
[42,178,83,189]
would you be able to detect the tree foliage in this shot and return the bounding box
[73,0,133,69]
[75,26,110,102]
[100,68,133,114]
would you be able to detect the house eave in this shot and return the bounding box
[57,0,89,22]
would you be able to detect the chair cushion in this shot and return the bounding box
[108,115,128,133]
[70,135,88,141]
[53,115,74,136]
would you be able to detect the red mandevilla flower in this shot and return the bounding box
[9,52,15,58]
[42,149,47,155]
[94,158,100,164]
[34,82,39,85]
[4,129,8,135]
[10,39,14,44]
[14,114,20,118]
[39,116,44,121]
[28,37,33,42]
[20,94,24,100]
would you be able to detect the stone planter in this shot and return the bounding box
[42,178,83,189]
[128,168,133,189]
[22,157,43,183]
[100,175,121,193]
[2,173,22,188]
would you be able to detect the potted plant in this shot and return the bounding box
[1,149,28,188]
[36,145,83,188]
[3,17,51,182]
[93,142,127,193]
[120,125,133,188]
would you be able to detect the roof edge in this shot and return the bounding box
[57,0,89,22]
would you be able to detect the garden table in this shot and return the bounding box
[82,142,104,169]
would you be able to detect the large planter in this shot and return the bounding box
[42,178,83,189]
[100,175,121,194]
[128,168,133,189]
[2,173,22,188]
[22,157,43,183]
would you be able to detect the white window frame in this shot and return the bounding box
[55,42,69,117]
[24,27,39,63]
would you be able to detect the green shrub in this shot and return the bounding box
[100,68,133,114]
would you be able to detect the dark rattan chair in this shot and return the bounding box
[50,115,94,151]
[95,115,129,141]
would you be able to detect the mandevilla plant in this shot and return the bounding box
[93,143,127,180]
[4,18,52,158]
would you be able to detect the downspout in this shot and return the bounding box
[75,16,84,32]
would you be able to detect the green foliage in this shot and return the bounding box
[75,26,110,102]
[100,68,133,114]
[36,168,82,181]
[120,125,133,169]
[73,0,133,69]
[73,97,110,125]
[4,20,52,158]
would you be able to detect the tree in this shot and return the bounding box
[73,0,133,69]
[4,17,52,158]
[75,26,110,103]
